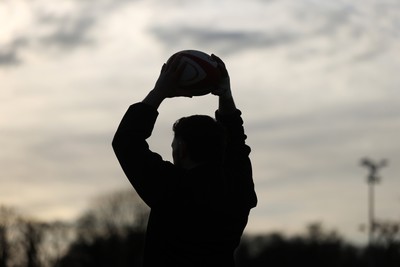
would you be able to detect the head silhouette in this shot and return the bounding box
[172,115,227,168]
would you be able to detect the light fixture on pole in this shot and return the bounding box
[360,157,388,246]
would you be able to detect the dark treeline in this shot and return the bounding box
[1,190,399,267]
[235,223,400,267]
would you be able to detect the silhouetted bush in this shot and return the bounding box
[58,230,146,267]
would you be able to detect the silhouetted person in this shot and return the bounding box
[112,54,257,266]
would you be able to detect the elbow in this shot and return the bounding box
[111,133,122,154]
[111,135,117,149]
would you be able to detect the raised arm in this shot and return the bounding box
[211,54,238,115]
[112,55,190,207]
[211,54,258,209]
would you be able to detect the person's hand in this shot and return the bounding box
[211,54,232,98]
[153,55,192,98]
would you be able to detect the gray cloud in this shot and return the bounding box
[3,0,392,67]
[0,38,28,66]
[149,1,396,63]
[30,133,108,163]
[150,26,300,54]
[36,0,141,49]
[0,49,20,66]
[38,13,96,49]
[0,0,139,67]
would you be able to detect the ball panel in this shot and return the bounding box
[179,57,207,86]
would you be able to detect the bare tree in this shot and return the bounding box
[0,206,20,267]
[304,222,343,244]
[76,189,149,243]
[374,220,400,248]
[57,189,149,267]
[43,221,76,267]
[0,224,8,267]
[22,221,44,267]
[0,205,76,267]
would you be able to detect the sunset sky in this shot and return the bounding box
[1,0,399,244]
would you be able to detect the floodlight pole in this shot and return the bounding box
[368,179,374,246]
[360,158,387,246]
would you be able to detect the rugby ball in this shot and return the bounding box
[167,50,222,96]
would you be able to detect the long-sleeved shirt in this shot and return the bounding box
[112,102,257,267]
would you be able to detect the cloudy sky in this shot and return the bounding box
[1,0,399,244]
